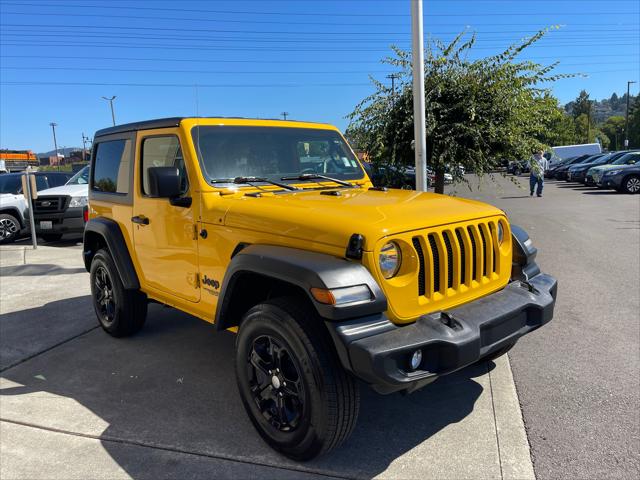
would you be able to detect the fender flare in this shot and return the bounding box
[0,206,25,227]
[214,244,387,330]
[83,218,140,290]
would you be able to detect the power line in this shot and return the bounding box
[0,3,637,17]
[2,22,637,37]
[1,69,636,88]
[1,61,636,75]
[1,53,634,64]
[2,41,636,52]
[2,31,636,44]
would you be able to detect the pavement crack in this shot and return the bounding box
[0,325,100,373]
[488,363,505,480]
[0,418,353,480]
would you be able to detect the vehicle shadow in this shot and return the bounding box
[582,191,623,195]
[0,300,486,478]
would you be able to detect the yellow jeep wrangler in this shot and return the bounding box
[84,117,557,460]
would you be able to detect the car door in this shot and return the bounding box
[132,130,200,303]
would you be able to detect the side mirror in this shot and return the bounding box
[147,167,181,198]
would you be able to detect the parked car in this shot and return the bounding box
[553,154,604,181]
[597,162,640,193]
[0,171,73,243]
[566,151,627,183]
[507,159,530,175]
[362,163,451,189]
[586,151,640,186]
[26,166,89,242]
[545,154,591,179]
[82,117,556,460]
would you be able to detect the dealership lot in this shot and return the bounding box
[1,175,638,479]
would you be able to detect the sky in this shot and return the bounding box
[0,0,638,152]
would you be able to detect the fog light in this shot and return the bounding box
[410,350,423,370]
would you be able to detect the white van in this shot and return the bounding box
[550,143,602,166]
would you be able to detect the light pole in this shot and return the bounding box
[49,122,59,171]
[81,133,91,162]
[102,95,117,126]
[411,0,427,191]
[625,80,637,149]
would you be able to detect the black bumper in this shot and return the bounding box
[27,207,85,235]
[327,273,557,394]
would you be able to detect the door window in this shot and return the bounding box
[141,136,188,195]
[92,139,132,194]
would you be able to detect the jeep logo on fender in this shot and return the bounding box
[201,275,220,289]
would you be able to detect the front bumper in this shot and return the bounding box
[567,170,587,182]
[327,273,557,394]
[27,207,85,235]
[597,174,623,189]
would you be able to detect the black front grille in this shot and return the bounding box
[442,231,454,289]
[34,196,68,214]
[456,229,466,284]
[412,237,426,296]
[427,233,440,293]
[468,226,478,280]
[478,226,488,276]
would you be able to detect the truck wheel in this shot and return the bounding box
[89,249,147,337]
[41,233,63,242]
[0,213,20,244]
[235,297,359,460]
[622,175,640,194]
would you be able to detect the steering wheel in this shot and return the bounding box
[300,167,318,175]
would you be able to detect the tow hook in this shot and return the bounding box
[439,312,462,331]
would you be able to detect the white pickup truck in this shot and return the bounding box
[0,171,73,243]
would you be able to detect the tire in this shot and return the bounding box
[40,233,63,242]
[89,248,147,337]
[235,297,359,461]
[621,175,640,194]
[0,213,21,244]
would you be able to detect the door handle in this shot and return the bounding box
[131,215,149,225]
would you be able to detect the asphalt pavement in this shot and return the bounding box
[449,175,640,480]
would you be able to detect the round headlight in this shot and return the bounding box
[497,222,504,245]
[379,241,402,279]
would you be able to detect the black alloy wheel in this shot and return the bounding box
[246,335,305,432]
[93,265,116,327]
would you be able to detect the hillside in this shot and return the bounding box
[564,92,638,124]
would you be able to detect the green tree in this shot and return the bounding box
[347,29,574,193]
[600,115,626,150]
[572,90,592,118]
[628,98,640,148]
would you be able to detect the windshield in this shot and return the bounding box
[66,166,90,185]
[611,152,640,165]
[191,126,364,184]
[0,175,21,194]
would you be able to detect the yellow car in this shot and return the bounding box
[84,117,557,460]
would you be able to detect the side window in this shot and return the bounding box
[92,139,132,194]
[141,136,188,195]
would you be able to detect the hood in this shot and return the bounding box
[588,164,623,174]
[37,184,88,197]
[204,188,503,250]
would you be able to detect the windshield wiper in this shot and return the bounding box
[280,173,356,188]
[210,176,299,191]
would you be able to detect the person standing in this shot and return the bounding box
[529,150,549,197]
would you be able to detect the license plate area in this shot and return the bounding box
[39,220,53,230]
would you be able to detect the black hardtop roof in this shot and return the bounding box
[94,116,325,138]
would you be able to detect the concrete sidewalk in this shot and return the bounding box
[0,244,535,479]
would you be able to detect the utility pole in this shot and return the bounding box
[49,122,59,171]
[281,111,289,120]
[625,80,637,149]
[102,95,117,126]
[411,0,427,191]
[386,73,400,106]
[587,101,592,143]
[81,133,91,162]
